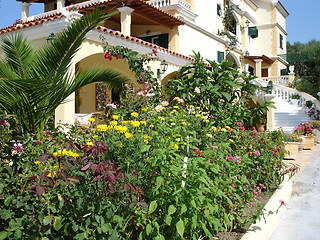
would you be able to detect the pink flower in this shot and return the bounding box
[231,183,235,188]
[251,202,255,206]
[137,91,144,96]
[124,84,129,87]
[279,200,287,206]
[106,103,117,109]
[240,127,245,131]
[194,87,201,94]
[220,99,225,103]
[228,128,233,132]
[161,101,169,106]
[254,150,261,156]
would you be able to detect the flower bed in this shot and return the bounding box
[0,102,298,239]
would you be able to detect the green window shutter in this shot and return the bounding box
[248,26,258,38]
[217,51,224,63]
[158,33,169,49]
[217,4,222,16]
[280,34,283,49]
[280,68,288,76]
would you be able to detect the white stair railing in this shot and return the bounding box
[148,0,190,9]
[259,76,289,86]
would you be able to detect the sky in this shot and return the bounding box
[0,0,319,44]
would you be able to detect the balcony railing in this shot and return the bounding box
[148,0,190,10]
[26,0,102,21]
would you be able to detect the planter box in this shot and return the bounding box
[284,142,300,159]
[303,136,314,150]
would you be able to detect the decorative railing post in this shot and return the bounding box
[265,93,275,131]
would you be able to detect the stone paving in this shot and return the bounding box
[270,144,320,240]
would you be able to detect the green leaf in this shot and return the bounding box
[168,205,176,215]
[110,230,118,240]
[148,200,157,214]
[53,216,62,231]
[141,144,151,152]
[0,184,3,194]
[101,223,112,233]
[43,216,52,226]
[0,210,12,220]
[0,231,8,240]
[180,204,187,214]
[146,224,152,236]
[176,219,185,237]
[165,215,172,225]
[191,215,198,229]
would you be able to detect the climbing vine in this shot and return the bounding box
[218,0,239,50]
[101,37,161,103]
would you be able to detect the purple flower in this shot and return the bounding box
[12,143,24,153]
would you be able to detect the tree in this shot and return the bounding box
[0,9,128,137]
[287,40,320,97]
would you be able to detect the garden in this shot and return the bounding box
[0,10,299,239]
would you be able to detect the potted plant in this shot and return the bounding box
[294,122,315,150]
[248,100,275,131]
[290,93,300,105]
[284,133,301,159]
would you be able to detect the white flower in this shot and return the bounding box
[154,105,163,112]
[194,87,201,94]
[146,93,156,97]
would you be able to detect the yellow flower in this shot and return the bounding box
[141,108,148,112]
[229,139,234,143]
[168,173,171,177]
[92,135,98,138]
[120,142,123,148]
[110,121,118,126]
[211,126,217,131]
[189,105,194,108]
[195,114,201,117]
[144,140,149,144]
[34,161,41,165]
[114,125,128,133]
[125,132,133,138]
[143,134,150,139]
[158,117,165,121]
[131,121,141,127]
[221,128,226,132]
[176,138,181,142]
[206,134,213,138]
[140,121,147,125]
[97,124,108,132]
[171,123,176,126]
[131,112,139,118]
[112,115,119,120]
[88,118,95,123]
[225,126,230,129]
[86,140,94,147]
[195,107,200,110]
[205,120,209,123]
[173,106,179,109]
[174,144,179,149]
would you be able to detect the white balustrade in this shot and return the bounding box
[26,0,102,21]
[258,76,289,86]
[148,0,190,9]
[254,78,320,121]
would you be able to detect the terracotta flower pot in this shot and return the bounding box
[284,142,300,160]
[303,136,314,150]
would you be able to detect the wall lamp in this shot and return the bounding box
[240,20,250,31]
[157,59,168,79]
[46,32,56,43]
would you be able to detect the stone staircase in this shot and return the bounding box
[253,77,320,134]
[274,97,313,134]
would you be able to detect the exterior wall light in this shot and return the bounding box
[46,32,56,43]
[240,20,250,31]
[244,51,250,58]
[157,59,168,78]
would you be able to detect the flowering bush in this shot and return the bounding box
[294,122,314,136]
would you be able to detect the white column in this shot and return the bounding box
[254,59,263,78]
[54,63,75,130]
[117,6,134,36]
[21,2,31,22]
[265,94,275,131]
[57,0,66,12]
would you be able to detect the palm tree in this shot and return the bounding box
[0,9,128,137]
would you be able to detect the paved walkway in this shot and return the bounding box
[270,144,320,240]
